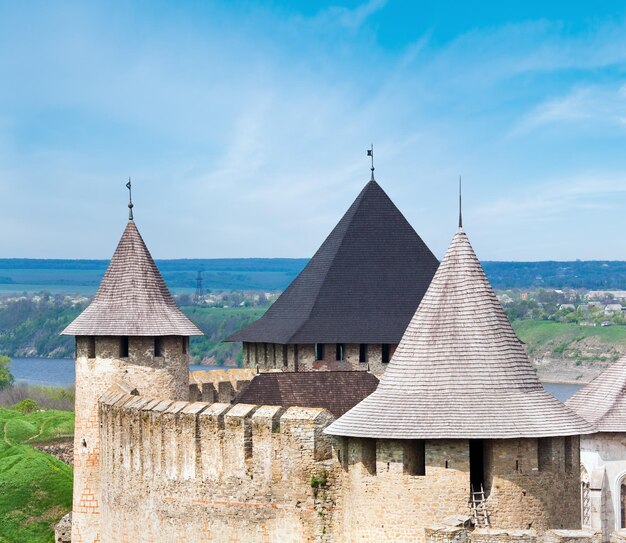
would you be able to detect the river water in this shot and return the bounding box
[9,358,582,403]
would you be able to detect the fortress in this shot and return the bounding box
[57,176,615,543]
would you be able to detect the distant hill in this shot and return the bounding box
[482,261,626,290]
[2,258,626,293]
[0,258,309,294]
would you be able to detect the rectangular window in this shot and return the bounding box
[564,436,573,473]
[362,439,377,475]
[263,343,268,364]
[294,344,299,364]
[282,344,288,367]
[315,343,325,361]
[246,343,250,365]
[154,337,163,357]
[120,336,129,358]
[272,343,276,367]
[359,343,367,363]
[255,343,259,365]
[404,440,426,476]
[336,343,345,361]
[87,336,96,358]
[538,437,552,471]
[182,337,188,355]
[382,343,390,364]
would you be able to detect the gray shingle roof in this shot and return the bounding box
[326,230,593,439]
[232,371,379,417]
[566,358,626,432]
[226,180,439,344]
[62,221,202,337]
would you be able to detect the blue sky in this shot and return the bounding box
[2,1,626,260]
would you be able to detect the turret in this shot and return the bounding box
[62,188,202,543]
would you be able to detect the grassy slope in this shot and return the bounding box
[512,320,626,360]
[0,409,73,543]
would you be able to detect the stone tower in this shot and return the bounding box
[326,228,594,539]
[62,218,202,543]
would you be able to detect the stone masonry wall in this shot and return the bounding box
[94,389,583,543]
[486,438,581,530]
[242,342,395,376]
[72,335,190,543]
[98,392,337,543]
[332,437,583,543]
[334,438,471,542]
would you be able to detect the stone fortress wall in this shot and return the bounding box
[97,390,336,543]
[93,377,586,543]
[242,342,396,375]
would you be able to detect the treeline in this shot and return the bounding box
[0,294,267,364]
[182,306,267,365]
[483,261,626,289]
[5,259,626,293]
[0,295,83,358]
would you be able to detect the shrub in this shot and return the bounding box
[13,398,39,414]
[0,355,14,391]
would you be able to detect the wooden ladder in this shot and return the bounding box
[470,485,491,528]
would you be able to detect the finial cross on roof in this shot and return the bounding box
[367,144,375,181]
[126,177,134,221]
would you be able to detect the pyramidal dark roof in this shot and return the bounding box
[227,180,439,344]
[566,358,626,432]
[62,221,202,337]
[326,230,593,439]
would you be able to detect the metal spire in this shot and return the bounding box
[458,176,463,230]
[367,144,375,181]
[126,177,134,221]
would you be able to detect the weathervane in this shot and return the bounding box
[458,176,463,230]
[367,144,375,181]
[126,177,134,221]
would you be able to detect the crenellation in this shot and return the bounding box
[223,403,258,480]
[251,405,285,485]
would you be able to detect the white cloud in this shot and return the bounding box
[513,84,626,134]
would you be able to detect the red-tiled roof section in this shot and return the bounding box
[62,221,202,337]
[233,371,379,417]
[326,231,593,439]
[226,180,439,344]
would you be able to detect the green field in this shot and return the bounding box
[0,409,73,543]
[513,320,626,362]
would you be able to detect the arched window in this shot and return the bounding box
[621,478,626,530]
[581,466,590,528]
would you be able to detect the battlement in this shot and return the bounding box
[96,390,338,542]
[188,368,255,403]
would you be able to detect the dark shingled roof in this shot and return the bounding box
[227,180,439,344]
[62,221,202,337]
[233,371,379,417]
[326,230,593,439]
[567,357,626,432]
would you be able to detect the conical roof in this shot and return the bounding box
[566,358,626,432]
[227,180,439,344]
[62,221,202,337]
[326,230,593,439]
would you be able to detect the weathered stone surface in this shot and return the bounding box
[242,341,394,375]
[54,512,72,542]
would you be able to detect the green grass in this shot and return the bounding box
[0,408,73,543]
[513,320,626,361]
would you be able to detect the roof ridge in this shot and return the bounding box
[286,181,376,342]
